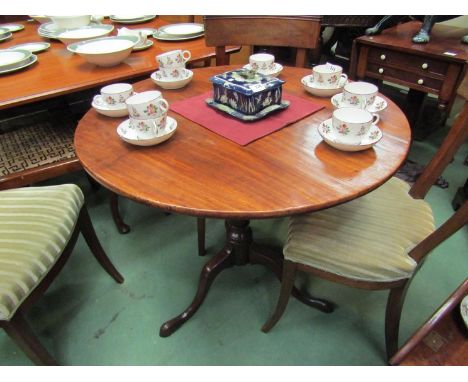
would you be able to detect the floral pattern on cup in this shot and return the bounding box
[101,83,134,106]
[337,124,350,135]
[312,63,347,89]
[157,50,191,69]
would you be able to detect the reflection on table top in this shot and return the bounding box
[0,18,240,110]
[74,65,411,220]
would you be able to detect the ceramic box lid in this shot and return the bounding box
[209,69,284,96]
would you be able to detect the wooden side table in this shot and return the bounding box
[350,21,467,130]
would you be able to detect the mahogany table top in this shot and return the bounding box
[0,18,239,110]
[74,65,411,219]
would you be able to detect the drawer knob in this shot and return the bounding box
[417,79,424,85]
[378,68,384,74]
[380,54,386,60]
[422,63,428,70]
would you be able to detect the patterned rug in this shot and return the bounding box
[0,111,76,177]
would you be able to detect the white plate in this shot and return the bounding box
[158,23,204,37]
[0,30,12,42]
[133,40,153,51]
[110,15,156,24]
[153,31,204,41]
[92,94,130,117]
[301,75,347,97]
[318,118,383,152]
[460,295,468,329]
[243,63,283,78]
[38,21,101,39]
[117,115,177,146]
[8,42,50,53]
[0,49,32,70]
[331,93,388,113]
[0,24,24,32]
[150,69,193,89]
[0,54,37,75]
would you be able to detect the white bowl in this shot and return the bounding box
[67,36,139,67]
[49,15,91,29]
[58,25,114,44]
[150,70,193,89]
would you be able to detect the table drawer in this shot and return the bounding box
[367,63,443,92]
[368,48,449,76]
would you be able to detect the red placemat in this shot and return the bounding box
[170,91,324,145]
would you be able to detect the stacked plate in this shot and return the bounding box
[153,23,204,41]
[0,27,12,42]
[0,49,38,75]
[110,15,156,24]
[38,21,100,40]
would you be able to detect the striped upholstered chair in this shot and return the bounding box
[0,184,123,365]
[261,82,468,361]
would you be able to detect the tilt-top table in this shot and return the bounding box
[74,65,411,337]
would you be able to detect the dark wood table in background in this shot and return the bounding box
[0,18,239,109]
[74,65,411,337]
[350,21,467,129]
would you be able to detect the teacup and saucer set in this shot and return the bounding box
[318,107,383,152]
[116,90,177,146]
[151,49,193,89]
[92,83,136,117]
[302,63,348,97]
[117,27,153,51]
[331,81,388,113]
[243,53,283,77]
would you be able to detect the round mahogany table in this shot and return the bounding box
[74,65,411,337]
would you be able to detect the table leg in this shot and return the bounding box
[159,247,235,337]
[159,219,334,337]
[250,243,334,313]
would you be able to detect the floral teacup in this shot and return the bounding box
[249,53,275,72]
[342,81,378,109]
[100,83,134,106]
[332,107,380,145]
[125,91,169,119]
[129,114,167,139]
[311,63,347,89]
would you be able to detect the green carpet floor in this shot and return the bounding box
[0,125,466,366]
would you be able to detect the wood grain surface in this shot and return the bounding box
[74,65,411,219]
[0,18,239,109]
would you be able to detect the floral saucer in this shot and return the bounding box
[150,69,193,90]
[243,63,283,77]
[117,115,177,146]
[318,118,383,152]
[205,98,290,122]
[92,94,133,117]
[331,93,388,113]
[132,39,153,51]
[301,75,347,97]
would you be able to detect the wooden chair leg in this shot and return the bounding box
[385,279,411,361]
[1,312,58,366]
[197,217,206,256]
[78,206,124,284]
[110,192,130,234]
[262,260,298,333]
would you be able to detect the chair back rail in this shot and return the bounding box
[410,102,468,199]
[204,16,322,67]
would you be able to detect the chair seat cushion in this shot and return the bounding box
[284,177,435,283]
[0,184,84,321]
